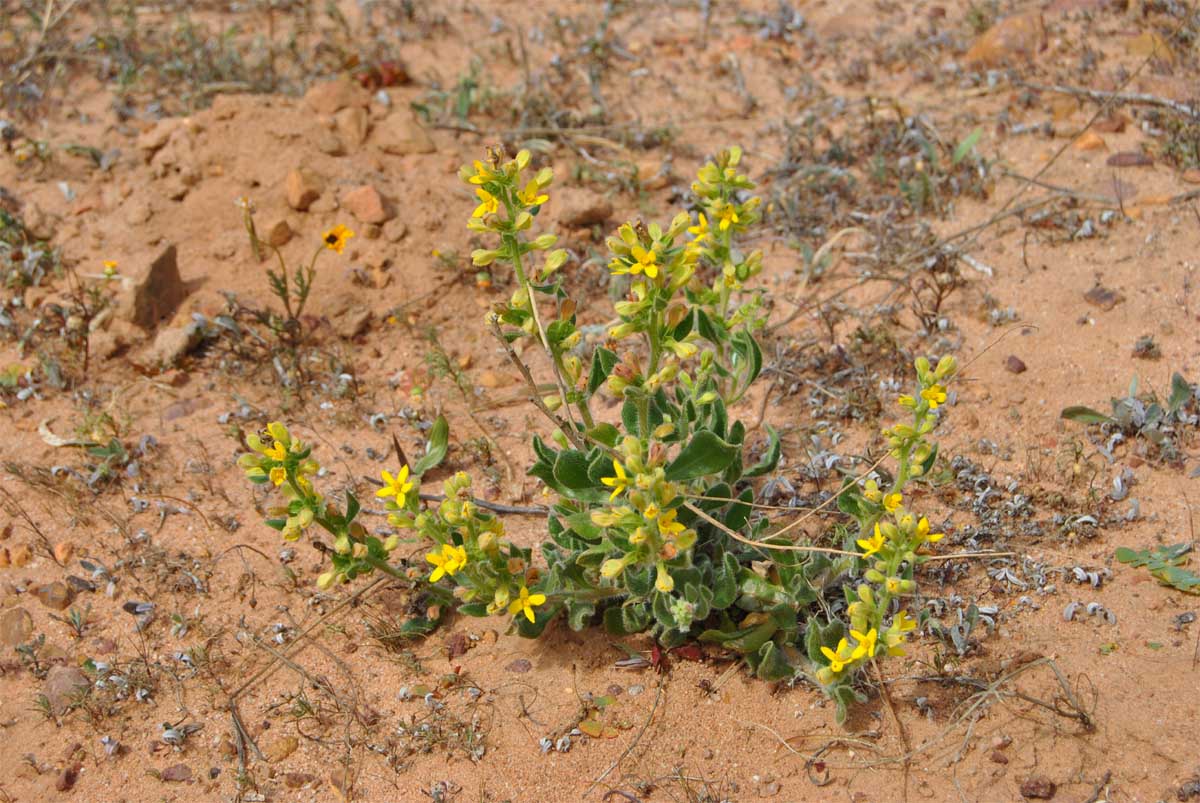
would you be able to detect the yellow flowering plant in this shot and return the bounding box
[235,197,353,360]
[236,144,959,724]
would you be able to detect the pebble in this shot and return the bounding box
[44,665,90,715]
[262,735,298,763]
[0,606,33,646]
[285,167,323,212]
[161,763,192,783]
[1004,355,1027,374]
[33,581,73,610]
[1019,776,1056,799]
[341,184,391,224]
[505,658,532,673]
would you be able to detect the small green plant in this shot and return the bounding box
[1061,372,1198,464]
[51,604,92,639]
[1116,543,1200,595]
[238,146,960,723]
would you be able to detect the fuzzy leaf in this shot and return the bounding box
[666,430,738,481]
[412,415,450,475]
[1061,405,1111,425]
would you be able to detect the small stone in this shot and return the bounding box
[1084,285,1124,311]
[0,606,33,646]
[341,185,391,224]
[505,658,532,673]
[286,168,323,211]
[560,194,614,228]
[217,737,238,759]
[304,77,369,115]
[141,323,203,369]
[479,370,501,389]
[115,245,185,330]
[55,762,80,792]
[265,219,292,248]
[989,749,1009,764]
[1106,151,1153,168]
[22,202,55,240]
[445,632,469,659]
[161,763,192,783]
[33,581,72,610]
[314,132,345,157]
[374,112,436,155]
[44,665,89,715]
[1004,355,1027,374]
[1093,113,1128,134]
[9,544,32,567]
[263,735,299,763]
[334,106,370,147]
[637,159,673,190]
[1019,776,1056,799]
[1183,168,1200,185]
[1073,132,1106,151]
[53,542,74,564]
[284,772,317,789]
[964,13,1045,67]
[382,219,409,242]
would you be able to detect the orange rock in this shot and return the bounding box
[1074,132,1106,151]
[1182,168,1200,185]
[965,13,1046,67]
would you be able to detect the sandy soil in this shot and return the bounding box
[2,1,1200,801]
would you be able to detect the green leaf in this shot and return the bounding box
[586,422,620,448]
[1060,406,1112,425]
[666,430,739,481]
[952,126,982,166]
[345,491,360,524]
[1168,373,1192,415]
[413,415,450,475]
[587,348,619,396]
[743,424,781,478]
[553,450,593,489]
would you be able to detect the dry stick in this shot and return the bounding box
[488,316,588,451]
[1016,81,1200,121]
[873,660,911,803]
[585,677,666,797]
[229,576,387,699]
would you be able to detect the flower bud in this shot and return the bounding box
[531,233,557,250]
[317,571,336,590]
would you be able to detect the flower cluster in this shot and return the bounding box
[238,421,401,590]
[595,437,699,597]
[811,355,957,693]
[402,471,547,624]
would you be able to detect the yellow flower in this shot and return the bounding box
[916,516,944,543]
[884,611,917,656]
[508,585,547,623]
[883,493,902,513]
[862,479,882,503]
[885,576,904,594]
[856,524,886,557]
[600,459,630,500]
[716,202,739,231]
[921,384,947,410]
[516,180,548,208]
[427,543,468,582]
[656,509,686,539]
[269,466,287,486]
[323,224,355,254]
[463,158,502,186]
[263,440,287,461]
[820,638,856,674]
[472,188,499,218]
[102,260,118,278]
[897,394,917,409]
[628,245,659,279]
[377,466,414,506]
[655,563,674,593]
[687,213,709,242]
[850,627,878,660]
